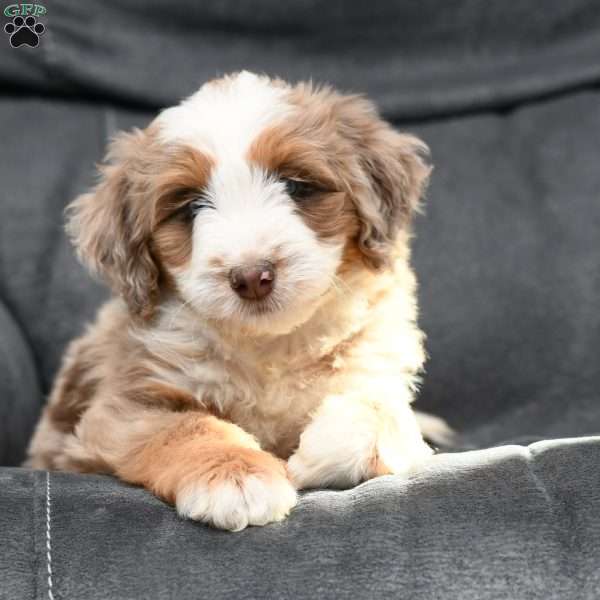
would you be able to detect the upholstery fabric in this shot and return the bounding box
[2,438,600,600]
[0,300,41,465]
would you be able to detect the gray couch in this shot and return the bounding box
[1,1,600,598]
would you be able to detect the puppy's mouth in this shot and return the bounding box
[232,282,333,323]
[236,294,283,317]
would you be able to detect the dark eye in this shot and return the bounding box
[282,178,318,201]
[188,196,215,218]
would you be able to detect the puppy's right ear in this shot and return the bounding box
[66,130,160,319]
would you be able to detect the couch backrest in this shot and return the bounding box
[1,0,599,456]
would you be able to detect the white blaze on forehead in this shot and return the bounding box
[155,71,291,160]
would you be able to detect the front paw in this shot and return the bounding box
[288,435,433,490]
[287,395,434,490]
[175,447,297,531]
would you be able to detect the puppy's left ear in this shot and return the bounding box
[340,97,431,268]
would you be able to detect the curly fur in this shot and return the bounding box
[27,72,433,531]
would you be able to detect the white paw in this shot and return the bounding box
[176,474,297,532]
[375,436,434,475]
[288,436,433,490]
[287,394,434,490]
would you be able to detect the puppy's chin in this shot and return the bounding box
[233,291,333,337]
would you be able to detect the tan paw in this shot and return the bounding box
[175,448,297,531]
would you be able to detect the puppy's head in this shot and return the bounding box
[68,72,430,334]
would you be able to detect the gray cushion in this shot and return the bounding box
[3,0,600,120]
[3,437,599,599]
[412,87,600,446]
[0,300,42,465]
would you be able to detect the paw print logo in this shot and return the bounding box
[4,15,45,48]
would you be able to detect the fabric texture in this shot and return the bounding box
[2,438,600,600]
[1,0,599,598]
[0,300,42,465]
[2,0,600,120]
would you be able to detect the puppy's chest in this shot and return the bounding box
[180,355,336,453]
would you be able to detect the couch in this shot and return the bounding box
[1,1,599,598]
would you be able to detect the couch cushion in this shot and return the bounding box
[0,300,42,465]
[411,87,600,445]
[0,98,145,393]
[1,0,600,120]
[4,437,599,599]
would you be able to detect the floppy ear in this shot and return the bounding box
[339,97,431,269]
[66,130,160,319]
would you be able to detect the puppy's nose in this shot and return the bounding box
[229,261,275,300]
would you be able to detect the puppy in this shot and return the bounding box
[27,72,433,531]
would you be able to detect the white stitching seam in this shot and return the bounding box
[45,472,55,600]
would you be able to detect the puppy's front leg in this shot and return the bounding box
[73,402,297,531]
[288,388,433,489]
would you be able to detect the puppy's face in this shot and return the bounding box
[68,72,430,334]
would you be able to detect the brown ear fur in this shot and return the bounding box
[66,130,160,319]
[335,96,432,268]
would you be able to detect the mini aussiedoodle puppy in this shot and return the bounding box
[27,71,435,531]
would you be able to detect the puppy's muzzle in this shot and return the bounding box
[229,261,275,300]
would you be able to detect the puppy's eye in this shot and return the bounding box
[189,196,215,217]
[282,178,318,201]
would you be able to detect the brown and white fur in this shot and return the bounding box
[27,72,434,531]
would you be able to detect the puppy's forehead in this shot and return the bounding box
[156,72,291,160]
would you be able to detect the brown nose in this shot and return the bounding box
[229,261,275,300]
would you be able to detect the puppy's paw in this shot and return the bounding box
[287,394,433,490]
[369,436,434,477]
[175,448,297,531]
[288,433,432,490]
